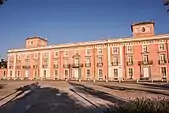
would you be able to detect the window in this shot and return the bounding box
[34,53,38,59]
[86,69,90,78]
[98,48,102,55]
[143,55,148,62]
[43,70,46,77]
[3,71,6,76]
[64,59,68,65]
[159,44,165,51]
[161,67,167,77]
[16,55,21,60]
[31,41,33,44]
[113,57,118,63]
[114,69,118,78]
[98,69,103,78]
[86,58,91,63]
[10,71,12,76]
[142,45,148,52]
[113,47,118,54]
[98,57,102,63]
[64,51,68,56]
[127,46,133,53]
[34,70,37,77]
[54,59,58,64]
[86,49,90,56]
[142,27,145,32]
[128,56,133,63]
[54,51,58,57]
[160,54,166,61]
[128,68,133,79]
[17,71,20,77]
[43,52,48,58]
[54,70,58,77]
[65,70,68,77]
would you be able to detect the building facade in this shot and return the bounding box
[3,21,169,81]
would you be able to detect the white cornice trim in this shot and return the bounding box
[8,34,169,53]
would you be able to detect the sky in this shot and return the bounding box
[0,0,169,58]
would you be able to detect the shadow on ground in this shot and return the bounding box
[99,84,169,96]
[0,82,111,113]
[69,82,126,106]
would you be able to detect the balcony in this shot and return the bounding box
[138,60,153,65]
[85,63,91,67]
[111,62,118,66]
[53,64,59,68]
[23,65,31,69]
[71,63,83,68]
[158,60,167,65]
[97,62,103,67]
[126,61,133,66]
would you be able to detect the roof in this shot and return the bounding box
[26,36,48,42]
[132,21,155,26]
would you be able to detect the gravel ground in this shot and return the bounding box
[0,81,168,113]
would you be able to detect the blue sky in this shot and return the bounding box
[0,0,169,58]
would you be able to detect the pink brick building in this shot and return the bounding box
[4,21,169,81]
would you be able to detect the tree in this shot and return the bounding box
[0,0,6,6]
[164,0,169,12]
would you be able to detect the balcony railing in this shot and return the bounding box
[138,60,153,65]
[85,63,91,67]
[97,62,103,67]
[158,60,167,65]
[71,63,83,68]
[111,62,118,66]
[127,61,133,66]
[63,64,70,68]
[23,65,31,69]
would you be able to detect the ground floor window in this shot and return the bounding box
[128,68,133,79]
[161,67,167,77]
[98,69,103,78]
[10,71,12,77]
[114,69,118,78]
[65,70,68,78]
[3,71,6,77]
[86,69,90,78]
[17,71,20,78]
[43,70,46,78]
[54,70,58,78]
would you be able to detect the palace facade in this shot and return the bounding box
[2,21,169,81]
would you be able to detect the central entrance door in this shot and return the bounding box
[143,67,150,78]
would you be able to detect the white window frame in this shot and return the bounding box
[160,54,166,61]
[54,51,59,58]
[112,47,118,54]
[127,46,133,53]
[98,69,103,78]
[86,49,90,56]
[64,51,69,56]
[161,67,167,77]
[86,69,90,78]
[142,45,148,52]
[97,48,103,55]
[143,55,148,62]
[86,58,91,64]
[159,43,165,51]
[34,53,38,59]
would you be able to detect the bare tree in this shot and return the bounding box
[0,0,6,6]
[164,0,169,12]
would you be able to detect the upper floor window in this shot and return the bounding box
[142,45,148,52]
[161,67,167,77]
[16,55,21,60]
[34,53,38,59]
[74,58,80,64]
[127,46,133,53]
[112,47,118,54]
[43,52,48,58]
[159,44,165,51]
[128,56,133,62]
[160,54,166,61]
[98,56,102,63]
[86,69,90,78]
[143,55,148,62]
[25,54,29,59]
[64,59,69,65]
[64,51,68,56]
[113,57,118,63]
[86,58,91,63]
[54,51,59,57]
[98,48,102,55]
[54,59,58,64]
[86,49,90,56]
